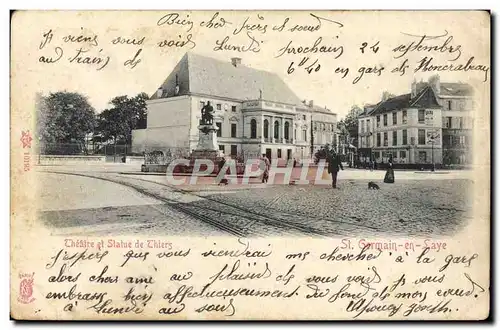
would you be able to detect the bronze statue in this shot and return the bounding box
[200,101,214,125]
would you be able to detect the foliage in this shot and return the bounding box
[314,143,333,164]
[36,92,97,154]
[96,93,148,144]
[337,105,361,149]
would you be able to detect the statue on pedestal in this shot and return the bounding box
[200,101,214,125]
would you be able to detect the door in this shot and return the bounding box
[230,145,238,157]
[265,148,272,160]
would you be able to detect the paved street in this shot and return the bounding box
[37,164,474,238]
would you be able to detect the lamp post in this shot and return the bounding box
[310,113,314,159]
[427,131,439,172]
[38,136,42,165]
[431,140,435,172]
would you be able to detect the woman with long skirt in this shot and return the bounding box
[384,155,395,183]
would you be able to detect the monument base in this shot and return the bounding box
[196,124,219,151]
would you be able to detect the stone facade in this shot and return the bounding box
[132,53,337,161]
[357,76,473,165]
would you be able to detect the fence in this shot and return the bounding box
[40,143,142,163]
[40,143,272,165]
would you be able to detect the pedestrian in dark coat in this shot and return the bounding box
[384,155,395,183]
[327,152,344,189]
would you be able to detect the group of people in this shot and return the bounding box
[326,149,395,188]
[225,150,395,188]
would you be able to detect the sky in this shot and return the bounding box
[11,11,490,120]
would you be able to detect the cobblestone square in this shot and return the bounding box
[39,166,473,238]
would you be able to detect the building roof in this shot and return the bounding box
[150,52,304,106]
[369,86,441,116]
[438,83,474,97]
[311,105,336,115]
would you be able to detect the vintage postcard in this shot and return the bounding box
[10,10,490,320]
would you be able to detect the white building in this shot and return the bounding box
[357,75,473,166]
[132,53,337,161]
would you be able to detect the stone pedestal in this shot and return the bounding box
[196,124,219,151]
[196,124,223,158]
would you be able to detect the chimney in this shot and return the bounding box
[157,87,163,98]
[231,57,242,67]
[428,75,441,94]
[309,100,314,107]
[411,78,417,99]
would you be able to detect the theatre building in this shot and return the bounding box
[132,52,337,160]
[357,75,474,166]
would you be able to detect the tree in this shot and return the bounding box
[36,92,96,154]
[96,93,148,145]
[338,105,360,145]
[381,91,396,102]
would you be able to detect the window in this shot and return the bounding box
[419,151,427,163]
[377,116,380,128]
[302,115,306,120]
[230,145,237,156]
[402,129,408,145]
[303,130,307,141]
[231,123,237,138]
[250,119,257,139]
[367,119,371,132]
[274,121,280,139]
[400,150,406,159]
[219,145,225,153]
[392,112,397,125]
[277,149,282,158]
[294,129,297,140]
[231,105,236,112]
[377,133,381,147]
[392,131,397,146]
[445,117,452,128]
[383,114,388,126]
[361,120,365,133]
[216,122,222,137]
[418,109,425,124]
[418,129,426,145]
[284,122,290,140]
[459,117,463,129]
[459,136,466,145]
[384,132,388,146]
[374,151,380,158]
[402,110,407,124]
[447,100,452,110]
[263,119,269,138]
[216,103,222,110]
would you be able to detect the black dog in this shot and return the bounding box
[368,181,380,190]
[218,178,229,186]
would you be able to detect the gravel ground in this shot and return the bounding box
[39,170,473,238]
[203,179,473,238]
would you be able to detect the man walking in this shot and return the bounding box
[260,154,271,183]
[327,151,344,189]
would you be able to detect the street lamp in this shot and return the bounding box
[427,131,440,172]
[38,136,42,165]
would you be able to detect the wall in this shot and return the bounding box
[189,95,244,151]
[132,96,192,152]
[40,155,105,165]
[312,112,337,148]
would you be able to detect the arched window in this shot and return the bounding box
[284,122,290,140]
[250,119,257,139]
[263,119,269,138]
[274,121,280,139]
